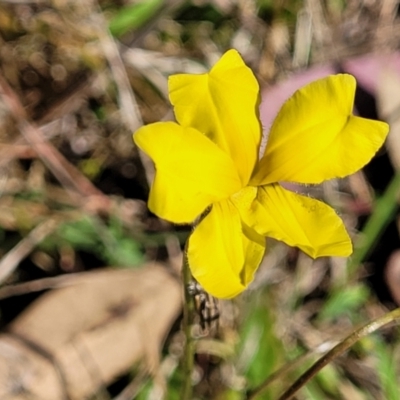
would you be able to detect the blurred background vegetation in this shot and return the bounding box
[0,0,400,399]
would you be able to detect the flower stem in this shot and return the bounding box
[181,246,196,400]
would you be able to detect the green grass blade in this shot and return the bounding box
[108,0,163,38]
[348,169,400,274]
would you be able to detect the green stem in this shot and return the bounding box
[276,307,400,400]
[348,170,400,275]
[181,245,196,400]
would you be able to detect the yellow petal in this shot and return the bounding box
[133,122,242,223]
[169,49,261,185]
[188,200,265,299]
[232,184,352,258]
[241,222,266,287]
[251,74,389,185]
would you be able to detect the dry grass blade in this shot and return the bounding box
[0,273,81,300]
[0,74,111,212]
[89,4,156,187]
[92,11,143,132]
[0,218,59,284]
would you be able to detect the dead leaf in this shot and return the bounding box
[0,264,181,400]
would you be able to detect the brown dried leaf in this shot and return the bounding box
[0,264,181,400]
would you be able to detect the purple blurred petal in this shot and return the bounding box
[259,52,400,135]
[343,53,400,95]
[260,65,335,131]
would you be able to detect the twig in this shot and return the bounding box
[20,121,104,199]
[0,218,59,284]
[0,273,81,299]
[0,74,111,213]
[274,308,400,400]
[245,340,338,400]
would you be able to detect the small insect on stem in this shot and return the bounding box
[187,280,220,333]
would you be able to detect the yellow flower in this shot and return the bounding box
[133,49,389,299]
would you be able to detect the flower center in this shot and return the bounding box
[230,186,257,211]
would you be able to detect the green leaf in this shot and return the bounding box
[375,339,400,400]
[58,216,99,248]
[108,0,163,37]
[103,236,142,266]
[56,215,143,267]
[319,284,370,321]
[238,291,285,399]
[314,364,340,396]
